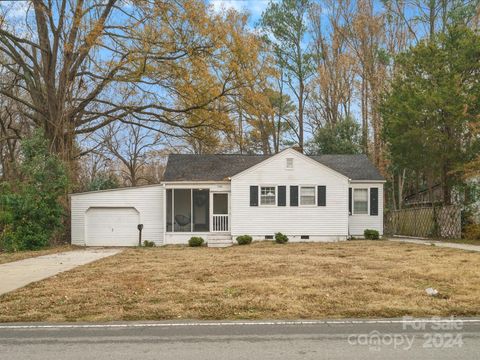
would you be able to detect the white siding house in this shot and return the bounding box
[230,150,349,241]
[70,148,385,246]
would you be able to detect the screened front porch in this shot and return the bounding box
[165,188,230,233]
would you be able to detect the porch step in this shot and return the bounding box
[207,235,233,248]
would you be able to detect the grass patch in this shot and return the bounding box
[0,245,78,265]
[0,241,479,322]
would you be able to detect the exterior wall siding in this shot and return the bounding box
[230,150,349,239]
[70,185,164,246]
[164,233,211,244]
[348,182,384,236]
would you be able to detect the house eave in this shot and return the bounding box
[69,183,163,197]
[349,179,387,183]
[161,180,231,185]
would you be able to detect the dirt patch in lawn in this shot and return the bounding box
[0,245,78,265]
[0,241,479,322]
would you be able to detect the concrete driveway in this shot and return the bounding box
[0,249,122,296]
[389,237,480,252]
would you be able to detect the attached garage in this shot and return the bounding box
[70,185,165,247]
[86,207,139,246]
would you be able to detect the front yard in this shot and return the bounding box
[0,241,479,322]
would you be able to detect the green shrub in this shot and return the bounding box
[236,235,253,245]
[0,131,68,252]
[364,229,380,240]
[463,224,480,240]
[275,232,289,244]
[189,236,204,247]
[143,240,156,247]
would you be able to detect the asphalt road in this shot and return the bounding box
[1,318,479,359]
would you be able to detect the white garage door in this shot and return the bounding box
[86,207,139,246]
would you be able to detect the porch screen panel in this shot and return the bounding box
[174,189,192,232]
[166,189,173,232]
[213,193,228,214]
[193,189,209,232]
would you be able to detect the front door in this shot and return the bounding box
[212,193,229,232]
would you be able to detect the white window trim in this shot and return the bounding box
[259,185,277,207]
[299,185,317,207]
[286,157,294,170]
[352,188,369,215]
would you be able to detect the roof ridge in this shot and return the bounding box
[168,153,270,156]
[169,153,367,157]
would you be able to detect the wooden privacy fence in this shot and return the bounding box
[385,205,461,239]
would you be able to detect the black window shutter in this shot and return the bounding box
[349,188,352,215]
[290,186,298,206]
[250,186,258,206]
[318,186,326,206]
[370,187,379,215]
[278,186,286,206]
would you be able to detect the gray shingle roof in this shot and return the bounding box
[310,154,384,181]
[163,153,384,182]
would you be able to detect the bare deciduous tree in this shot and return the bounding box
[98,122,164,186]
[0,0,255,169]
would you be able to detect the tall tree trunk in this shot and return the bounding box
[361,76,369,154]
[442,163,451,205]
[298,80,304,153]
[238,109,244,154]
[398,169,405,210]
[429,0,436,39]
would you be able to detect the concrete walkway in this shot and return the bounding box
[0,249,122,296]
[390,237,480,252]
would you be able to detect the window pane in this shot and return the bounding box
[260,186,276,205]
[166,189,173,232]
[300,186,315,205]
[354,189,368,214]
[193,189,209,232]
[174,189,191,231]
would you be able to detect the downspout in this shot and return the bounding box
[228,177,232,236]
[162,183,166,246]
[348,179,351,240]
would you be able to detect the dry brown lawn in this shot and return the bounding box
[0,245,78,265]
[0,241,479,323]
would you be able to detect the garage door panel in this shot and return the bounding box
[86,207,139,246]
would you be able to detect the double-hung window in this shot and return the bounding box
[260,186,276,205]
[353,189,368,214]
[300,186,316,205]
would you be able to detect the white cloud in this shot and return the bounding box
[209,0,270,18]
[210,0,243,13]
